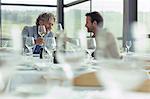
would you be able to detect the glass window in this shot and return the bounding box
[92,0,123,48]
[1,0,56,5]
[64,1,91,37]
[1,5,56,47]
[138,0,150,32]
[138,0,150,53]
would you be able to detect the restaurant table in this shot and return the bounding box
[2,56,150,99]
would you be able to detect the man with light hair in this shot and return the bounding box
[22,12,56,54]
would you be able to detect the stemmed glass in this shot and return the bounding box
[38,25,46,37]
[125,41,132,53]
[25,37,35,54]
[96,60,147,99]
[2,41,8,47]
[45,37,56,52]
[55,23,63,38]
[86,38,96,60]
[57,23,63,31]
[44,37,56,63]
[57,37,84,67]
[56,34,86,85]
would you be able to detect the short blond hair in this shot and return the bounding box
[36,12,55,26]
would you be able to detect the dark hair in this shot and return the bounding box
[85,11,103,27]
[36,12,56,26]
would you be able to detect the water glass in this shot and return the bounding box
[25,37,35,55]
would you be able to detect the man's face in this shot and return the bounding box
[85,16,94,33]
[43,18,55,31]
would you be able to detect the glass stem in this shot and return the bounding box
[29,48,33,54]
[88,52,93,61]
[126,47,130,53]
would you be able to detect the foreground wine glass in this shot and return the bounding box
[56,33,86,85]
[96,59,147,98]
[0,48,22,93]
[44,37,56,63]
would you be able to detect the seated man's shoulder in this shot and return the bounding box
[23,25,36,29]
[48,31,55,37]
[105,31,115,39]
[104,31,113,36]
[23,25,37,32]
[22,26,28,30]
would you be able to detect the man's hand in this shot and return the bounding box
[35,37,45,45]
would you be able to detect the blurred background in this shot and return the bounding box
[1,0,150,53]
[0,0,128,50]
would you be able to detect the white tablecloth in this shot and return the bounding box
[5,64,66,93]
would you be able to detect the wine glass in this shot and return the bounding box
[57,23,63,31]
[2,41,8,48]
[45,37,56,51]
[57,37,84,67]
[96,59,147,98]
[55,23,63,38]
[56,34,86,85]
[0,49,22,93]
[25,37,35,54]
[38,25,46,37]
[125,41,132,53]
[86,38,96,60]
[44,37,56,63]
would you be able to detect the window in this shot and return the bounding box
[137,0,150,53]
[92,0,123,48]
[1,5,56,47]
[138,0,150,33]
[64,1,91,37]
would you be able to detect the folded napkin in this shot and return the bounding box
[145,66,150,70]
[134,79,150,93]
[73,72,101,87]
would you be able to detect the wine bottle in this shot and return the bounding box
[40,47,43,59]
